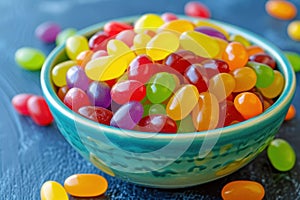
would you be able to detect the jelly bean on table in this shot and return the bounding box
[184,1,211,18]
[27,96,53,126]
[288,20,300,41]
[11,93,33,116]
[35,21,61,43]
[15,47,46,71]
[40,181,68,200]
[285,104,296,121]
[284,51,300,72]
[265,0,297,20]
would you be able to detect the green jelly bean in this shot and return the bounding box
[267,138,296,172]
[56,28,77,46]
[147,72,176,103]
[15,47,46,71]
[284,51,300,72]
[143,103,166,116]
[247,61,275,88]
[176,114,196,133]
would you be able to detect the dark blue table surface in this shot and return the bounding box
[1,0,300,199]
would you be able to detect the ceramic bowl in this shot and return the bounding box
[41,15,296,188]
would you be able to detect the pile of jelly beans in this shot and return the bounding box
[50,13,287,134]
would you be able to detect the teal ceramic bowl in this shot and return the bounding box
[41,16,296,188]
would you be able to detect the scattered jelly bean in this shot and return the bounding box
[201,59,230,78]
[35,21,61,43]
[234,92,263,119]
[78,106,113,125]
[195,26,227,41]
[40,181,68,200]
[66,35,89,60]
[229,34,251,47]
[184,1,211,18]
[266,0,297,20]
[288,20,300,41]
[115,30,135,47]
[161,12,178,22]
[222,42,248,70]
[87,81,111,108]
[194,20,229,39]
[66,66,90,91]
[247,61,275,88]
[64,174,108,197]
[285,104,296,121]
[110,101,144,130]
[15,47,46,71]
[57,86,69,101]
[176,114,196,133]
[267,138,296,171]
[184,64,209,93]
[104,21,133,36]
[27,96,53,126]
[284,51,300,72]
[258,70,284,99]
[64,88,91,112]
[246,45,265,57]
[88,31,110,51]
[56,28,77,46]
[12,93,34,116]
[52,60,77,87]
[134,14,164,33]
[209,73,236,102]
[158,19,195,34]
[231,67,257,92]
[221,180,265,200]
[138,114,177,133]
[249,53,276,69]
[132,33,152,55]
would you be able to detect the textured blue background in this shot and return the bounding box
[0,0,300,199]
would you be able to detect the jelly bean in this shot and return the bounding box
[176,114,196,133]
[146,31,179,61]
[91,50,108,60]
[64,88,91,112]
[246,45,265,57]
[229,34,251,47]
[27,96,53,126]
[192,92,219,131]
[35,22,61,43]
[194,20,229,39]
[267,138,296,171]
[76,50,93,67]
[195,26,227,41]
[52,60,77,87]
[249,53,276,69]
[161,12,178,22]
[166,84,199,120]
[128,63,160,84]
[266,0,297,20]
[87,81,111,108]
[134,14,164,33]
[111,80,146,104]
[285,104,296,121]
[40,181,68,200]
[201,59,230,78]
[66,35,89,60]
[284,51,300,72]
[138,114,177,133]
[116,30,135,47]
[209,73,236,102]
[132,33,152,55]
[184,64,209,93]
[288,20,300,41]
[107,39,136,60]
[221,180,265,200]
[234,92,263,119]
[147,72,176,103]
[214,37,228,59]
[66,66,90,91]
[258,70,284,99]
[143,103,166,117]
[88,31,110,51]
[247,61,275,88]
[110,101,144,130]
[219,100,245,127]
[180,31,220,58]
[56,28,77,46]
[184,1,211,18]
[231,67,257,92]
[11,93,33,115]
[15,47,46,71]
[128,54,153,71]
[158,19,195,34]
[104,21,133,36]
[57,86,69,101]
[78,106,113,125]
[64,174,108,197]
[222,42,248,70]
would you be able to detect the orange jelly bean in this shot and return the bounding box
[221,180,265,200]
[285,104,296,121]
[64,174,108,197]
[76,50,93,67]
[266,0,297,20]
[222,42,248,70]
[246,45,265,57]
[234,92,263,119]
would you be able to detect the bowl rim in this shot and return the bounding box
[41,15,296,140]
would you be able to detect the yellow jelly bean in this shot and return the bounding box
[146,31,179,61]
[288,20,300,41]
[214,37,228,59]
[52,60,77,87]
[158,19,195,34]
[40,181,68,200]
[192,92,219,131]
[166,84,199,121]
[107,39,135,59]
[64,174,108,197]
[208,73,236,102]
[194,20,229,39]
[66,35,89,60]
[134,14,164,33]
[232,67,257,92]
[230,34,251,47]
[180,31,220,58]
[132,33,152,55]
[258,70,284,99]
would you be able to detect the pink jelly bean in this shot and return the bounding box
[35,22,61,43]
[12,93,34,115]
[161,12,178,22]
[115,30,135,47]
[88,31,110,51]
[184,1,211,18]
[27,96,53,126]
[91,50,108,60]
[64,88,91,112]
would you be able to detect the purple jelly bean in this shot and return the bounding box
[194,26,227,41]
[35,22,61,43]
[110,101,144,130]
[87,81,111,108]
[66,66,90,91]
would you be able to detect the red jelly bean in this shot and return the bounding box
[219,100,245,127]
[184,1,211,18]
[88,31,110,51]
[104,21,133,36]
[249,53,276,69]
[184,64,209,93]
[128,54,153,72]
[201,59,230,78]
[78,106,113,125]
[27,96,53,126]
[12,93,33,115]
[111,80,146,104]
[128,63,160,83]
[64,88,91,112]
[137,114,177,133]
